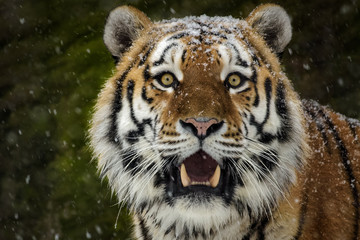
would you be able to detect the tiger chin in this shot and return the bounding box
[89,4,360,240]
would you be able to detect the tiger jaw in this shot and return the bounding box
[179,151,221,188]
[166,148,236,201]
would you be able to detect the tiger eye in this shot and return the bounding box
[228,74,241,87]
[160,73,174,87]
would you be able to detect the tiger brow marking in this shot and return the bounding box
[226,42,249,67]
[153,42,178,66]
[220,25,232,34]
[168,31,190,40]
[202,30,228,40]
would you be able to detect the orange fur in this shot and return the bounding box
[90,4,360,240]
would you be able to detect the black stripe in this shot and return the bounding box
[184,226,190,240]
[142,86,153,104]
[227,42,249,67]
[253,86,259,107]
[220,25,232,34]
[294,193,309,240]
[275,81,291,142]
[258,150,278,174]
[258,133,276,144]
[138,201,148,214]
[319,108,359,240]
[181,49,187,63]
[346,119,359,143]
[237,87,251,94]
[127,80,139,125]
[139,217,151,240]
[193,228,199,238]
[252,53,261,66]
[204,30,228,40]
[109,67,131,144]
[250,67,258,83]
[247,149,278,182]
[251,71,259,106]
[242,222,259,240]
[188,22,228,41]
[243,121,249,136]
[143,64,151,82]
[262,78,272,125]
[112,54,120,64]
[168,32,189,40]
[241,40,261,67]
[249,79,272,134]
[153,43,178,66]
[122,149,142,175]
[164,224,175,236]
[303,103,331,153]
[257,217,270,240]
[126,80,152,143]
[194,20,211,28]
[139,45,154,66]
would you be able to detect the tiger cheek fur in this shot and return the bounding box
[90,4,360,240]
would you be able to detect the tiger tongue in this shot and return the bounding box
[182,150,218,182]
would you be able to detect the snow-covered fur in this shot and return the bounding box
[90,4,360,240]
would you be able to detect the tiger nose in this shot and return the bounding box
[180,118,224,139]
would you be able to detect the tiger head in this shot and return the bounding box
[90,4,307,238]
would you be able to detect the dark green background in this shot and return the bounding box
[1,0,359,239]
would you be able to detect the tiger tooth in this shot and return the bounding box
[180,164,191,187]
[209,165,221,188]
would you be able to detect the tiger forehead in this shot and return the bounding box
[154,15,249,35]
[148,22,254,80]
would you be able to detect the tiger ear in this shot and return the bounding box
[103,6,152,62]
[246,4,292,55]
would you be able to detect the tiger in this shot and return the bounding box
[89,4,360,240]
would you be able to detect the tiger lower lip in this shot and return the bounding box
[180,163,221,188]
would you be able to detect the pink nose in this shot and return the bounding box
[185,118,219,136]
[180,118,224,139]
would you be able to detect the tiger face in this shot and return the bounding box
[90,4,308,239]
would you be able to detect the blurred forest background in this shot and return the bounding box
[1,0,359,239]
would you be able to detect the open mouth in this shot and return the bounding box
[165,150,237,201]
[179,150,221,188]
